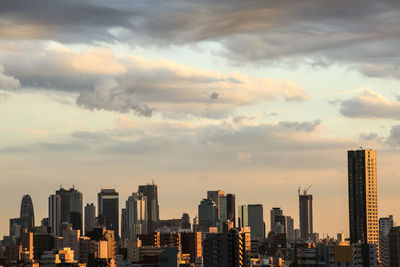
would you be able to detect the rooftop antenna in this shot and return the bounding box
[298,187,301,195]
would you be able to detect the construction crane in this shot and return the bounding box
[298,185,312,195]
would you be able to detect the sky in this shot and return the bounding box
[1,0,400,238]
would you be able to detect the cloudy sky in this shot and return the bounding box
[1,0,400,237]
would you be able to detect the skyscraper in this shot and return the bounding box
[56,187,83,231]
[98,189,119,238]
[138,183,159,233]
[380,215,393,267]
[198,199,217,232]
[20,194,35,231]
[226,194,236,226]
[84,203,96,235]
[299,191,313,240]
[238,204,265,241]
[270,207,283,234]
[207,190,224,220]
[348,149,378,247]
[125,192,147,238]
[48,194,61,236]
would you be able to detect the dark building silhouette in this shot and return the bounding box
[56,187,83,231]
[85,203,96,235]
[20,195,35,231]
[181,232,202,264]
[98,189,119,239]
[390,227,400,267]
[348,149,378,246]
[138,183,159,234]
[198,199,217,232]
[299,193,313,240]
[226,193,236,226]
[181,213,191,230]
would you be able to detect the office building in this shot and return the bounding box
[270,207,283,234]
[181,213,191,230]
[56,187,83,231]
[226,194,236,226]
[138,183,159,234]
[207,190,224,220]
[98,189,119,239]
[48,194,61,236]
[181,232,202,264]
[84,203,96,235]
[380,215,394,267]
[198,199,217,232]
[299,192,313,240]
[286,216,294,241]
[20,195,35,231]
[352,242,378,267]
[125,192,147,239]
[389,227,400,267]
[348,149,378,248]
[238,204,265,240]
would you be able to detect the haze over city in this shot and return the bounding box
[1,1,400,262]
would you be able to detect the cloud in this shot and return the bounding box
[77,77,153,117]
[340,90,400,119]
[278,120,321,132]
[0,46,308,117]
[237,153,251,162]
[386,125,400,147]
[0,65,20,91]
[2,1,400,79]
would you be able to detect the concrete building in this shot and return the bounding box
[207,190,225,221]
[125,192,147,239]
[238,204,265,241]
[138,183,159,234]
[62,225,80,260]
[56,187,83,232]
[181,232,202,264]
[299,193,313,241]
[198,199,217,232]
[98,189,119,239]
[49,195,61,236]
[84,203,96,235]
[270,208,283,235]
[348,149,378,249]
[352,242,378,267]
[226,194,236,227]
[380,215,394,267]
[389,226,400,267]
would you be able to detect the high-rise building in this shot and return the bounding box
[48,194,61,236]
[125,192,147,239]
[226,194,236,226]
[270,207,283,234]
[238,204,265,241]
[198,199,217,232]
[380,215,394,267]
[348,149,378,248]
[181,213,191,230]
[299,192,313,240]
[389,226,400,267]
[138,183,159,234]
[20,195,35,231]
[10,218,21,237]
[98,189,119,239]
[286,216,295,241]
[84,203,96,235]
[207,190,224,220]
[56,187,83,232]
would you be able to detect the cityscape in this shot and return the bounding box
[0,148,398,266]
[2,1,400,267]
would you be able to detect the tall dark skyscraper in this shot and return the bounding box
[299,190,313,240]
[138,183,159,233]
[20,194,35,231]
[226,194,236,226]
[98,189,119,238]
[238,204,265,241]
[56,187,83,231]
[348,149,378,246]
[84,203,96,235]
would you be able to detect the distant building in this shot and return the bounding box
[348,149,378,248]
[352,242,378,267]
[226,194,236,227]
[207,190,225,221]
[270,207,283,234]
[238,204,265,241]
[299,192,313,240]
[48,194,61,236]
[198,199,217,232]
[56,187,83,232]
[84,203,96,235]
[138,183,159,234]
[9,218,21,237]
[125,192,147,239]
[380,215,394,267]
[181,232,202,264]
[181,213,191,230]
[98,189,119,239]
[20,195,35,231]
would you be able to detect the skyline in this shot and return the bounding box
[2,1,400,242]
